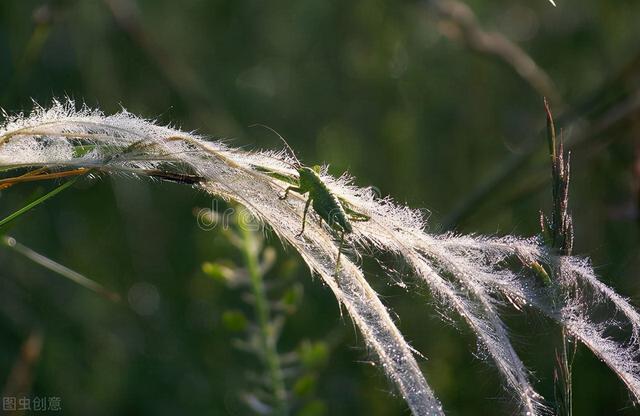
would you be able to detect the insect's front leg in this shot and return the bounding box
[279,186,303,200]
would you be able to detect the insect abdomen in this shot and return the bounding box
[299,166,352,233]
[312,190,352,233]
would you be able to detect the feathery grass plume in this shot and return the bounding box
[1,100,640,415]
[0,100,442,415]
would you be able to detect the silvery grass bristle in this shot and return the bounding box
[1,100,639,415]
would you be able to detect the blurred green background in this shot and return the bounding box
[1,0,640,414]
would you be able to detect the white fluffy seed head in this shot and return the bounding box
[1,100,639,415]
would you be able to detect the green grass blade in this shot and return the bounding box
[1,235,121,302]
[0,175,81,229]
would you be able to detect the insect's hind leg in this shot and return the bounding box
[340,198,370,223]
[348,214,370,222]
[333,231,345,278]
[296,196,311,237]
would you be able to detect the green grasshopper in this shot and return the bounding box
[255,130,370,276]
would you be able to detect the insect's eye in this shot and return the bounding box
[312,165,321,174]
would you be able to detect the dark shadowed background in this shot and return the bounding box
[1,0,640,414]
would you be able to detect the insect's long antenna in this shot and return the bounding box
[249,123,301,168]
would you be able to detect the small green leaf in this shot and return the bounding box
[281,283,304,313]
[293,373,317,397]
[202,261,236,283]
[531,261,552,287]
[222,310,248,332]
[298,341,329,369]
[296,399,326,416]
[72,144,99,157]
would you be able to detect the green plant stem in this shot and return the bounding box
[561,329,574,416]
[240,226,288,416]
[545,99,575,416]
